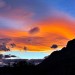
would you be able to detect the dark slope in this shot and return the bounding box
[0,39,75,75]
[36,39,75,75]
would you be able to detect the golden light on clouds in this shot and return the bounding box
[0,13,75,52]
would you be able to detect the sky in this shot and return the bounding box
[0,0,75,59]
[4,51,48,59]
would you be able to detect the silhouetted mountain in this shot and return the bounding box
[0,39,75,75]
[36,39,75,75]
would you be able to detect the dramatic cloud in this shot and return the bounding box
[12,33,69,51]
[51,44,58,49]
[0,43,10,51]
[10,43,16,48]
[0,0,75,52]
[0,13,74,51]
[29,27,40,34]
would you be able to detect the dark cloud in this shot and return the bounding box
[0,38,12,51]
[29,27,40,34]
[23,46,28,51]
[4,54,17,58]
[51,44,58,49]
[0,54,3,59]
[0,38,12,44]
[0,43,10,51]
[10,43,16,48]
[0,54,17,59]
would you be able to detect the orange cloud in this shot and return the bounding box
[22,15,75,51]
[0,12,75,52]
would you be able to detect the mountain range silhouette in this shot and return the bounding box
[0,39,75,75]
[35,39,75,75]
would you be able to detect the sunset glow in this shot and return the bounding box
[0,0,75,58]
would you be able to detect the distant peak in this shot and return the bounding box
[66,39,75,49]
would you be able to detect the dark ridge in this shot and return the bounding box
[0,39,75,75]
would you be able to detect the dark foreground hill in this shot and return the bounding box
[36,39,75,75]
[0,39,75,75]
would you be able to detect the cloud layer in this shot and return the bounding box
[0,0,75,52]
